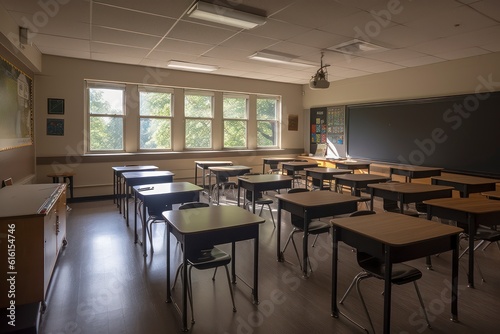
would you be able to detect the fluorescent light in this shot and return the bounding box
[249,51,316,68]
[166,60,218,72]
[187,1,266,29]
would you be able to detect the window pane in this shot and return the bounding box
[257,121,277,147]
[186,119,211,148]
[185,95,212,118]
[89,116,123,150]
[224,120,246,147]
[140,118,171,149]
[89,88,124,115]
[257,98,277,120]
[223,97,247,119]
[140,91,171,116]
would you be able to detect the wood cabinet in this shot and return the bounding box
[0,184,67,308]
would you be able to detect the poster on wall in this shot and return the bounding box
[0,55,33,151]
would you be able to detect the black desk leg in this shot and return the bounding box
[451,234,459,322]
[467,215,475,288]
[383,248,392,334]
[331,229,339,318]
[253,235,259,304]
[277,201,284,262]
[302,210,309,278]
[166,224,172,303]
[231,242,237,284]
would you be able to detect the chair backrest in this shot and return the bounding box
[179,202,209,210]
[288,188,309,228]
[383,198,400,211]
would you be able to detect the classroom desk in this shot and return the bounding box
[331,212,462,334]
[121,171,174,227]
[304,167,351,190]
[333,174,390,196]
[481,190,500,199]
[281,161,319,187]
[261,157,295,174]
[276,190,360,277]
[193,160,233,192]
[164,206,265,331]
[389,165,443,182]
[332,160,371,173]
[133,182,202,257]
[431,174,499,198]
[112,165,158,213]
[208,165,252,204]
[368,182,454,213]
[236,174,293,213]
[424,197,500,288]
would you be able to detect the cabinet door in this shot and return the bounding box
[56,189,67,253]
[44,208,58,294]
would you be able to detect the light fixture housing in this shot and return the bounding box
[166,60,218,72]
[249,51,316,68]
[187,1,266,29]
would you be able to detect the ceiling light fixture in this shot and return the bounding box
[249,51,316,68]
[166,60,218,72]
[187,1,266,29]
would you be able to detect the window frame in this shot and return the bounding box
[256,95,280,148]
[138,86,174,151]
[184,90,214,150]
[86,81,126,153]
[223,93,249,149]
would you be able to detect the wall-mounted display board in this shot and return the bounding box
[310,106,346,158]
[0,55,33,151]
[347,91,500,178]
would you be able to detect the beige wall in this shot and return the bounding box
[34,55,305,197]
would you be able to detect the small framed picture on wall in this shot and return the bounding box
[47,118,64,136]
[47,98,65,114]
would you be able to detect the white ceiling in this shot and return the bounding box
[2,0,499,84]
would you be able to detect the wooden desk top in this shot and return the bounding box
[424,197,500,214]
[390,165,443,172]
[195,161,233,167]
[276,190,359,207]
[112,165,158,172]
[333,160,371,167]
[133,182,202,196]
[208,165,251,172]
[238,174,292,184]
[333,174,389,182]
[262,157,295,162]
[304,167,352,175]
[481,190,500,199]
[432,174,499,185]
[369,182,454,194]
[281,161,318,168]
[121,171,175,179]
[331,212,462,247]
[163,205,265,234]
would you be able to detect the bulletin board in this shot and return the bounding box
[0,55,33,151]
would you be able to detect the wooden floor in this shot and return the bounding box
[39,191,500,334]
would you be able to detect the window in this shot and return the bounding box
[223,94,248,148]
[88,84,125,151]
[139,88,172,150]
[257,97,279,147]
[185,91,213,149]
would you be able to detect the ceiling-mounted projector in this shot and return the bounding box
[309,52,330,89]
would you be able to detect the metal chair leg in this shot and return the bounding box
[413,281,431,329]
[224,265,237,312]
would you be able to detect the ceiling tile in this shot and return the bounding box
[93,0,188,18]
[92,3,176,37]
[248,19,311,40]
[393,55,445,67]
[470,0,500,21]
[220,32,278,51]
[92,26,161,49]
[90,42,150,58]
[155,38,214,55]
[286,29,347,49]
[435,47,490,60]
[167,21,237,45]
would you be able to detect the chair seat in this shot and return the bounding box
[255,198,273,205]
[291,219,330,233]
[474,227,500,242]
[188,247,231,270]
[360,258,422,285]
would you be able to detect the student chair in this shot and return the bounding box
[281,188,331,271]
[243,173,275,227]
[172,202,236,324]
[459,226,500,282]
[338,211,431,333]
